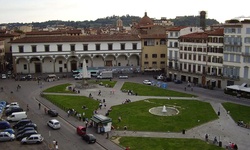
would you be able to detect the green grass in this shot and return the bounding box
[109,99,218,132]
[43,95,99,119]
[43,83,75,93]
[119,137,224,150]
[88,80,117,88]
[222,102,250,124]
[121,82,196,97]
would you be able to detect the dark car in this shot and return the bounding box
[18,123,37,131]
[0,121,11,129]
[16,127,36,136]
[48,109,58,117]
[5,107,23,116]
[16,130,38,141]
[13,119,32,129]
[174,80,183,84]
[82,134,96,144]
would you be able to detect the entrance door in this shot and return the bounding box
[35,63,41,73]
[71,61,77,71]
[218,80,221,88]
[105,61,112,66]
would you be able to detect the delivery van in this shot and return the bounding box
[7,112,27,122]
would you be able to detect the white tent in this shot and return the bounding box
[226,83,248,91]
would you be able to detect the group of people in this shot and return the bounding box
[122,99,131,104]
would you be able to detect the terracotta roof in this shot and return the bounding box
[167,26,187,31]
[179,32,208,39]
[139,34,166,39]
[0,33,16,37]
[207,29,224,36]
[138,12,154,27]
[26,31,63,35]
[10,34,140,43]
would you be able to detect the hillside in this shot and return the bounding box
[0,15,219,29]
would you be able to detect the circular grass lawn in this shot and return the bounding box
[109,99,218,132]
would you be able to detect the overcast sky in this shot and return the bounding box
[0,0,249,24]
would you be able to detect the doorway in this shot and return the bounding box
[35,63,41,73]
[71,60,77,71]
[105,60,112,66]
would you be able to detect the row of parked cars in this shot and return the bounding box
[0,100,44,144]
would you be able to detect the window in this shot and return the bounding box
[145,54,148,58]
[160,61,165,64]
[198,55,201,61]
[193,55,196,61]
[144,39,155,46]
[70,44,75,51]
[152,54,157,58]
[23,64,27,70]
[108,43,113,50]
[169,42,173,47]
[19,46,24,53]
[198,65,201,71]
[170,32,173,37]
[180,53,183,59]
[96,44,100,51]
[31,45,36,52]
[152,61,157,64]
[44,45,50,52]
[64,64,67,68]
[132,43,137,50]
[160,54,165,58]
[175,32,178,37]
[246,28,250,34]
[203,56,206,61]
[184,54,187,59]
[144,62,148,64]
[83,44,88,51]
[59,60,63,64]
[120,43,125,50]
[57,45,62,52]
[189,54,192,60]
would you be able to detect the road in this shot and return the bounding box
[0,78,106,150]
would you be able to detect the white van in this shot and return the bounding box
[7,112,27,122]
[46,74,59,82]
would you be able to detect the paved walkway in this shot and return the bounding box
[43,80,250,150]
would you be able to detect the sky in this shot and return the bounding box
[0,0,249,24]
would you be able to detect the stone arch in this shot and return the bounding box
[105,54,116,66]
[15,57,29,74]
[29,57,41,74]
[67,56,79,71]
[42,56,54,73]
[80,55,92,68]
[129,54,140,66]
[55,56,67,73]
[116,54,128,66]
[92,54,104,67]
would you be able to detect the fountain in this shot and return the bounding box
[162,105,167,113]
[82,59,89,86]
[149,105,179,116]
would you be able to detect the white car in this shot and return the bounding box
[6,102,19,109]
[47,119,61,129]
[143,80,152,85]
[21,134,44,144]
[1,74,7,79]
[0,132,15,142]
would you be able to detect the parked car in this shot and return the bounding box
[143,80,152,85]
[21,134,44,144]
[5,102,19,109]
[174,80,183,84]
[4,128,15,134]
[119,75,128,79]
[13,119,32,129]
[16,130,38,141]
[17,123,37,131]
[47,119,60,129]
[48,109,58,117]
[82,134,96,144]
[0,132,15,142]
[5,107,23,116]
[17,127,36,136]
[0,121,11,129]
[1,74,7,79]
[76,126,86,136]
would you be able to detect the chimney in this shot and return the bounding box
[200,11,206,31]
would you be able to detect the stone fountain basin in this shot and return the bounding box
[149,106,179,116]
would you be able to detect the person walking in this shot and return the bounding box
[26,104,29,111]
[38,103,41,109]
[205,134,208,142]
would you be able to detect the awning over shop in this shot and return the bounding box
[91,114,112,124]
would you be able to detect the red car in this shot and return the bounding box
[76,126,86,136]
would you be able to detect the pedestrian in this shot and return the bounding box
[53,139,56,148]
[98,90,101,96]
[99,102,102,109]
[104,103,107,109]
[67,110,70,117]
[89,93,92,98]
[79,113,82,121]
[26,104,29,111]
[38,103,41,109]
[213,136,218,144]
[103,99,106,103]
[123,125,127,134]
[205,134,208,142]
[118,116,122,122]
[106,132,109,139]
